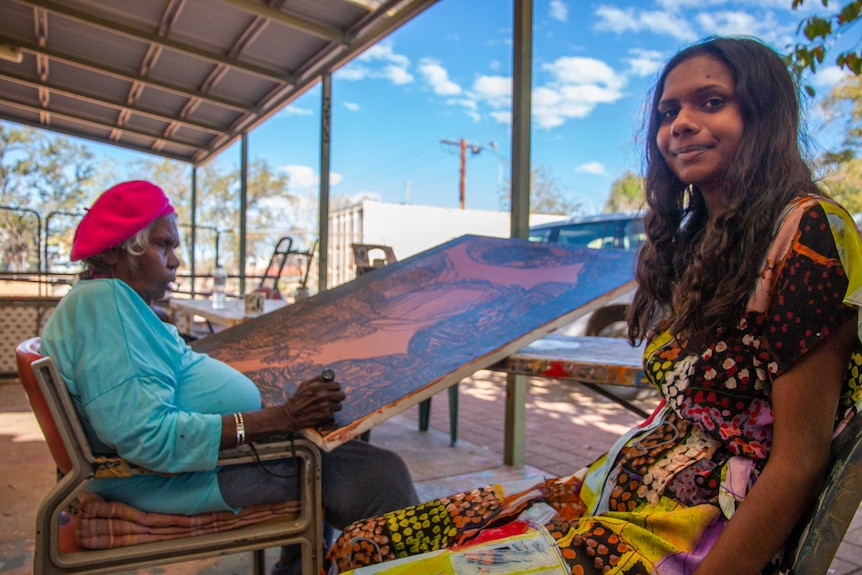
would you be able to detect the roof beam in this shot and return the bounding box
[0,35,256,114]
[0,70,225,136]
[297,0,439,82]
[1,112,193,163]
[214,0,346,43]
[0,95,212,152]
[12,0,298,85]
[212,0,441,150]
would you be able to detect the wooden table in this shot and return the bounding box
[491,334,651,417]
[169,297,288,333]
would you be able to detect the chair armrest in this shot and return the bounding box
[217,436,318,467]
[90,436,317,478]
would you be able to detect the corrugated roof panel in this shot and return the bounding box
[0,0,441,165]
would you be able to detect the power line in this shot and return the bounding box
[440,138,497,209]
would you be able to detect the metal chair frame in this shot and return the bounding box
[17,337,323,575]
[783,411,862,573]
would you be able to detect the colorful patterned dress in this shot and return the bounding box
[324,196,862,575]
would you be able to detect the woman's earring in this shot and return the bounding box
[683,184,694,209]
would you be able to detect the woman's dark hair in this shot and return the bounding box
[628,36,820,346]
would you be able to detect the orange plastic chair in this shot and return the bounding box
[16,337,323,575]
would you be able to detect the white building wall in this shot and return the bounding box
[327,201,567,288]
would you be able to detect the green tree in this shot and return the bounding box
[498,164,581,215]
[819,159,862,213]
[822,73,862,156]
[0,123,100,271]
[787,0,861,95]
[129,157,297,280]
[816,74,862,213]
[604,171,645,213]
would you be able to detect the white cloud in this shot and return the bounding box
[576,162,607,175]
[279,164,343,191]
[627,48,665,77]
[343,101,360,112]
[359,42,410,68]
[594,6,698,41]
[450,56,625,129]
[281,106,313,116]
[339,41,414,85]
[695,10,783,39]
[490,111,512,124]
[339,66,370,81]
[532,57,625,129]
[813,65,850,89]
[544,57,624,89]
[383,65,414,85]
[342,191,383,204]
[656,0,730,8]
[418,59,461,95]
[471,75,512,110]
[447,97,481,122]
[549,0,568,22]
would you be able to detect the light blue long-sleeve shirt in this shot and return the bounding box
[40,279,261,514]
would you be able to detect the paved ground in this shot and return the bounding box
[1,370,860,574]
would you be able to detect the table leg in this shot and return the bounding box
[504,373,526,466]
[171,308,193,337]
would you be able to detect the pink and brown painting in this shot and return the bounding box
[192,235,635,450]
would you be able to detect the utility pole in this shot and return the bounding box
[441,138,496,209]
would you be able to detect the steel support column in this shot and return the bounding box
[318,71,332,292]
[505,0,533,467]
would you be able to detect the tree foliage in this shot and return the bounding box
[0,123,299,279]
[0,123,101,271]
[788,0,861,95]
[498,164,582,216]
[816,73,862,214]
[604,171,645,213]
[127,157,298,277]
[822,73,862,155]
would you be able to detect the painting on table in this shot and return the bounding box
[192,235,635,451]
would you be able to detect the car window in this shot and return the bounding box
[557,221,616,249]
[620,219,646,251]
[529,227,554,242]
[529,217,644,252]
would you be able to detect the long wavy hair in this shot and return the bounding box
[628,36,821,346]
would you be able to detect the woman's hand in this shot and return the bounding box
[281,375,346,430]
[220,373,347,450]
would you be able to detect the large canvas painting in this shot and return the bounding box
[192,235,636,450]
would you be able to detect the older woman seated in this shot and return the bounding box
[39,180,419,575]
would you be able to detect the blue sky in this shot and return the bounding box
[94,0,854,215]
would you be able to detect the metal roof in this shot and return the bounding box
[0,0,439,166]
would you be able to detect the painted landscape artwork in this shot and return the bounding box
[193,235,636,450]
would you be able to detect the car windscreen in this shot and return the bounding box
[556,221,617,249]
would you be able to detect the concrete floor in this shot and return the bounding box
[1,370,860,574]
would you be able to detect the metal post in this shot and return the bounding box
[239,133,248,296]
[505,0,533,467]
[190,167,197,296]
[510,0,533,240]
[2,206,43,296]
[318,71,332,292]
[44,210,82,291]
